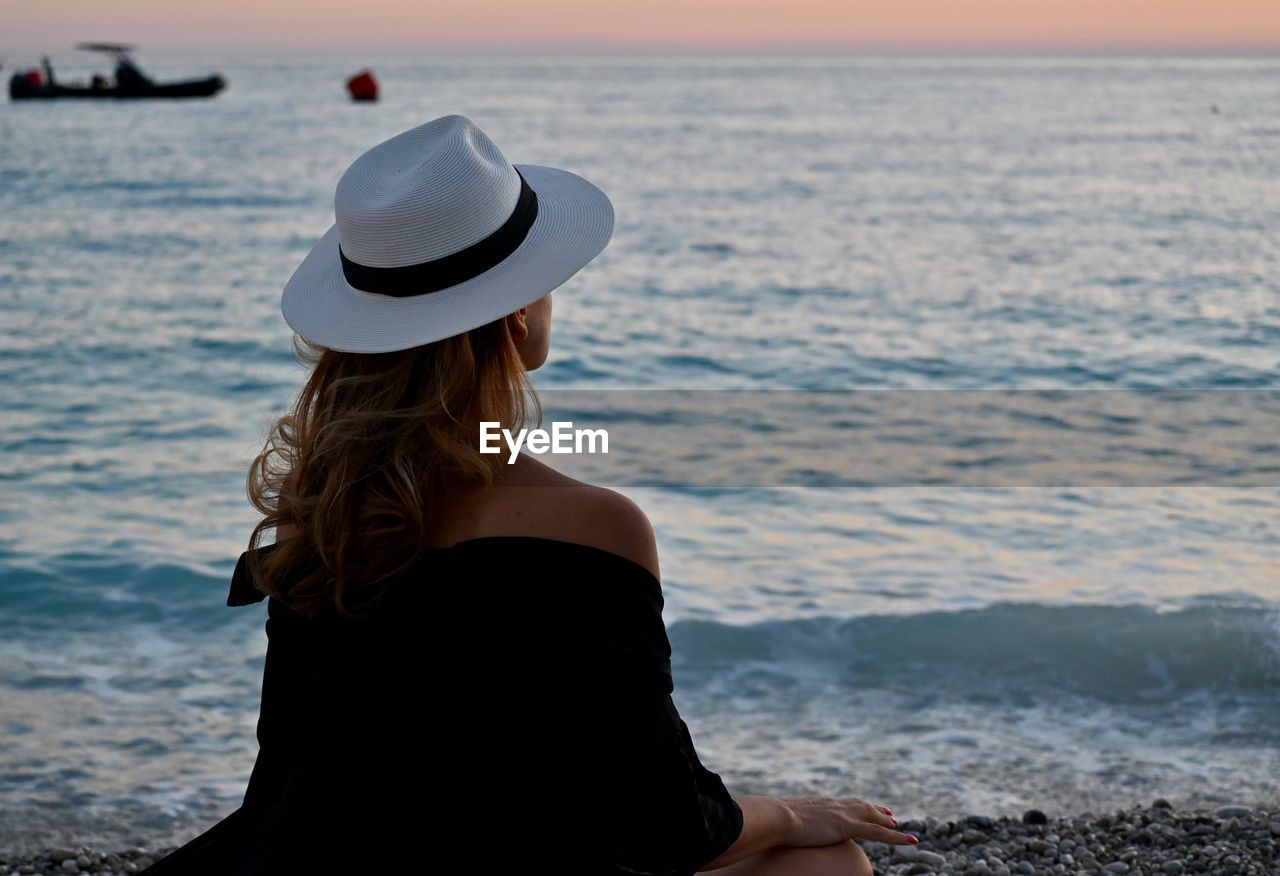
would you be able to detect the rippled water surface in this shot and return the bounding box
[1,52,1278,851]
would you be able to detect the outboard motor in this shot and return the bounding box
[8,67,43,99]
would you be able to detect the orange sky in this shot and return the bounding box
[5,0,1279,51]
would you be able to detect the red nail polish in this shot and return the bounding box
[908,836,919,845]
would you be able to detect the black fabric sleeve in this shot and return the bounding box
[675,711,746,865]
[570,557,745,876]
[597,689,743,876]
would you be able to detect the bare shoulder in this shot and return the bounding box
[485,457,661,580]
[569,484,660,581]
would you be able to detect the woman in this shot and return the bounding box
[144,115,917,874]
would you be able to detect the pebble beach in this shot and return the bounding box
[2,801,1276,875]
[863,801,1279,876]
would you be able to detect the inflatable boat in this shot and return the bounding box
[9,44,224,100]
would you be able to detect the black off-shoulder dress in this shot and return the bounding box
[143,536,743,875]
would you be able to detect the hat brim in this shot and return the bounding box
[281,163,614,354]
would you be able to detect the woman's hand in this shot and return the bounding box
[778,795,918,848]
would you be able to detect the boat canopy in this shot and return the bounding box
[75,43,138,59]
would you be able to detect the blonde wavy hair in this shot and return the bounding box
[245,316,539,618]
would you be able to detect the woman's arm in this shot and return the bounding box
[700,794,916,871]
[697,795,798,870]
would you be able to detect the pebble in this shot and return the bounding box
[5,801,1279,875]
[1022,809,1049,825]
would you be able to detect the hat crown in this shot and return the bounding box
[334,114,521,268]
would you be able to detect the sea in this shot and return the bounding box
[1,51,1278,852]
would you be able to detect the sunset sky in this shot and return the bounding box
[5,0,1279,52]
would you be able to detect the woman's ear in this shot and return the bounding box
[506,307,530,342]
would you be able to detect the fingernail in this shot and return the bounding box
[891,817,899,827]
[908,836,919,845]
[885,807,893,815]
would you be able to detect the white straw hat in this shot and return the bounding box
[281,114,614,353]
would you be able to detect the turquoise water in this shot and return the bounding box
[1,52,1278,851]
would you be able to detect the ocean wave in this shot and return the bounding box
[7,550,1275,709]
[0,557,239,632]
[670,600,1280,704]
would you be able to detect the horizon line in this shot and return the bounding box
[4,40,1280,57]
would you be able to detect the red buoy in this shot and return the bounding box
[346,70,378,102]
